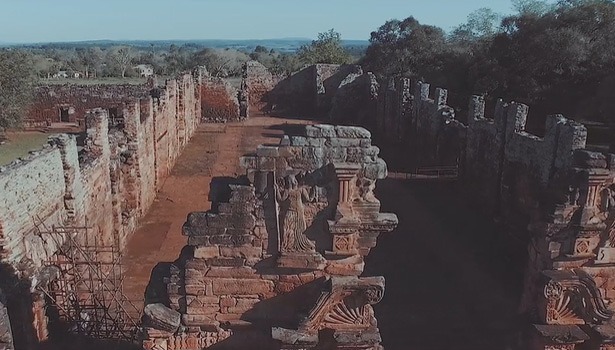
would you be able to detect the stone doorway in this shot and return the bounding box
[59,107,70,122]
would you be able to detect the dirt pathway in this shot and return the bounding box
[121,116,311,310]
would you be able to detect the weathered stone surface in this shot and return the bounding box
[194,246,220,259]
[212,279,274,295]
[334,125,371,139]
[144,303,181,333]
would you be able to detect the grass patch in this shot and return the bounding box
[0,132,54,166]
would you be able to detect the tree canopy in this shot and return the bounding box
[0,50,35,129]
[297,29,352,65]
[361,0,615,126]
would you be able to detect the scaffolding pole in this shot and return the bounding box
[35,216,143,343]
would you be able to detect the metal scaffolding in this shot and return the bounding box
[35,218,143,343]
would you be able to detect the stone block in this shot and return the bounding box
[229,213,257,230]
[239,156,257,169]
[144,303,181,333]
[346,147,367,163]
[188,236,210,246]
[183,224,227,236]
[364,158,387,180]
[197,296,221,304]
[326,138,361,148]
[220,246,262,259]
[305,124,336,138]
[302,147,325,168]
[212,278,274,295]
[290,136,308,146]
[214,313,243,322]
[220,296,237,307]
[257,156,275,171]
[186,303,219,315]
[205,267,258,278]
[275,282,296,293]
[335,126,371,139]
[194,246,220,259]
[227,298,260,314]
[278,145,302,158]
[208,257,246,267]
[182,314,218,327]
[186,211,209,226]
[256,145,279,157]
[324,147,347,163]
[209,234,254,246]
[573,150,607,168]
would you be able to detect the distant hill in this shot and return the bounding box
[2,38,370,53]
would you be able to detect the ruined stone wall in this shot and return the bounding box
[247,62,361,118]
[0,147,66,266]
[200,76,242,122]
[27,84,150,128]
[0,71,203,348]
[143,125,397,350]
[242,61,278,114]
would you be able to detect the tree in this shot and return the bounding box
[0,50,35,129]
[191,48,248,77]
[451,8,503,42]
[297,29,352,65]
[512,0,554,15]
[109,46,134,78]
[76,47,103,78]
[362,17,447,79]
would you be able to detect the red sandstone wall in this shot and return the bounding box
[27,84,150,128]
[200,77,241,122]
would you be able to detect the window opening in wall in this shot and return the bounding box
[60,107,70,123]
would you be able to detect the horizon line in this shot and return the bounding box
[1,37,371,45]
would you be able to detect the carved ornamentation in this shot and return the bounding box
[545,291,582,325]
[544,281,564,300]
[333,235,355,253]
[302,277,384,332]
[541,270,614,325]
[275,174,316,253]
[544,346,575,350]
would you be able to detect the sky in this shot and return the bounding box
[0,0,519,43]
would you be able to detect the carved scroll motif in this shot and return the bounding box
[303,279,384,332]
[542,270,614,325]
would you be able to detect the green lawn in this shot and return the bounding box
[0,132,53,166]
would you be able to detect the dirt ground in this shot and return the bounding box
[121,116,313,310]
[120,114,526,350]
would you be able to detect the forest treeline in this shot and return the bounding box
[362,0,615,130]
[1,0,615,133]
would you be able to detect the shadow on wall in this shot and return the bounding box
[0,263,37,350]
[263,64,361,120]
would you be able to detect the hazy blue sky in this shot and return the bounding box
[0,0,520,43]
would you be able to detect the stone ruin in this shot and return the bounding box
[244,61,615,349]
[142,124,398,349]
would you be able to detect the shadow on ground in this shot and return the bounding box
[364,179,527,350]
